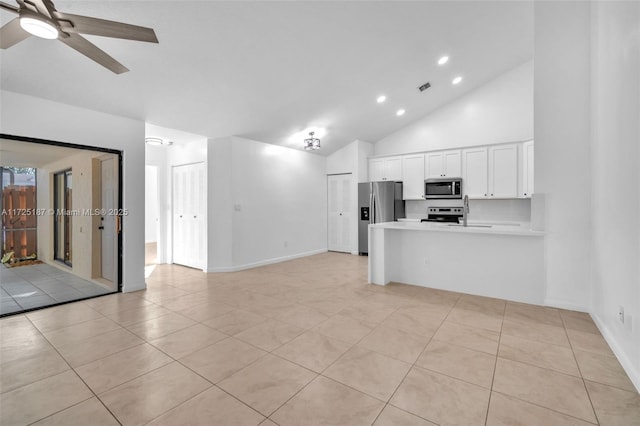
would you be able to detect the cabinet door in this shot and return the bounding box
[425,152,444,178]
[462,147,488,198]
[385,156,403,181]
[369,159,385,182]
[522,140,534,198]
[489,144,518,198]
[443,150,462,177]
[402,154,425,200]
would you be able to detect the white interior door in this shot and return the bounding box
[328,174,352,253]
[172,163,205,269]
[100,157,117,286]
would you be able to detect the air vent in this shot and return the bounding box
[418,82,431,92]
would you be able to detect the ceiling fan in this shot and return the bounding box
[0,0,158,74]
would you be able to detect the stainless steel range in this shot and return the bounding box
[420,206,464,223]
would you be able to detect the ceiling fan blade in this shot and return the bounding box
[54,12,158,43]
[58,33,129,74]
[0,18,30,49]
[24,0,55,19]
[0,1,19,14]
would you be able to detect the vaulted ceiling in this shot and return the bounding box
[0,1,533,154]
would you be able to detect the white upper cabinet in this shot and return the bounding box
[369,156,402,181]
[402,154,425,200]
[385,157,403,181]
[488,144,519,198]
[462,147,488,198]
[521,140,534,198]
[443,150,462,177]
[425,150,461,178]
[368,142,531,200]
[369,158,385,182]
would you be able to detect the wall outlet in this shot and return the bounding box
[423,258,428,265]
[618,306,625,324]
[284,241,288,247]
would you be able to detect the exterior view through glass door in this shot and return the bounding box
[1,135,122,316]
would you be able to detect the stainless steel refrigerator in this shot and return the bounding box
[358,181,405,255]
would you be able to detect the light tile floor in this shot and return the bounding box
[1,252,638,425]
[0,263,113,315]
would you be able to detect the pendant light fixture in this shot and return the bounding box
[304,131,321,151]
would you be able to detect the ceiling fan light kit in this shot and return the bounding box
[0,0,159,74]
[19,14,58,39]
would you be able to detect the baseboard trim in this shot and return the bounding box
[205,248,328,273]
[591,313,640,393]
[543,298,589,313]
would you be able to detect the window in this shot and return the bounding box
[54,169,72,266]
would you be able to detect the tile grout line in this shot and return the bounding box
[378,294,461,426]
[483,300,507,426]
[22,311,123,426]
[560,312,601,425]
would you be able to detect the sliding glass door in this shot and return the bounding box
[54,169,72,266]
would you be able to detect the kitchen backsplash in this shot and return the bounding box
[405,199,532,223]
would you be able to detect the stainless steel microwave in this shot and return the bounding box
[424,178,462,199]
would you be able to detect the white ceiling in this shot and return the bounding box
[0,1,533,154]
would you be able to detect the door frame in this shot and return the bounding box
[0,133,124,292]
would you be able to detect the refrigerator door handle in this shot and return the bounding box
[369,191,374,224]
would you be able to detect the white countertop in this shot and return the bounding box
[372,220,544,237]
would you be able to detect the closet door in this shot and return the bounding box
[328,174,353,253]
[172,163,205,269]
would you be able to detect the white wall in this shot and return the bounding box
[1,91,146,292]
[534,2,592,311]
[327,139,374,254]
[144,165,159,244]
[589,1,640,391]
[207,137,233,270]
[375,61,533,156]
[207,136,328,271]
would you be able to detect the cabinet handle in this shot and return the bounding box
[491,194,494,196]
[484,194,487,197]
[524,193,527,196]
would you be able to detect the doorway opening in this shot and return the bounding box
[145,165,159,266]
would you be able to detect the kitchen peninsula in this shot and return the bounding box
[369,221,545,305]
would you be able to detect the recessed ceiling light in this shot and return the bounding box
[377,95,387,103]
[438,56,449,65]
[396,109,405,116]
[452,76,463,85]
